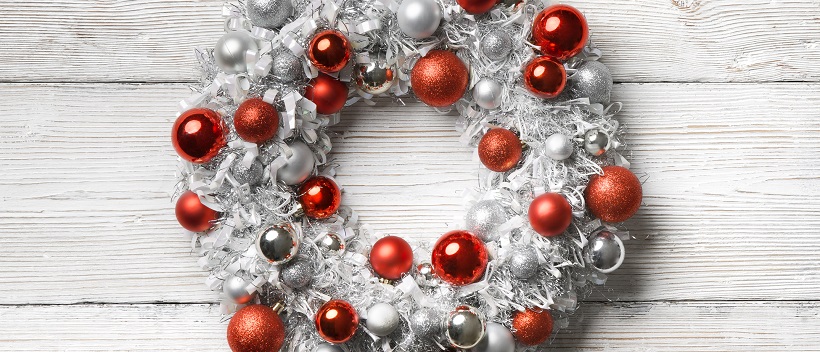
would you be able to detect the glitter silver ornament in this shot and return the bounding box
[255,223,299,264]
[465,200,508,243]
[544,133,574,161]
[246,0,293,29]
[355,55,397,95]
[583,129,610,156]
[480,31,513,61]
[271,51,303,83]
[317,232,346,254]
[470,322,515,352]
[366,303,401,336]
[410,309,441,337]
[277,141,315,185]
[472,78,503,110]
[223,275,255,304]
[397,0,442,39]
[230,157,264,186]
[508,248,539,279]
[585,231,625,273]
[568,60,613,104]
[314,344,343,352]
[214,30,258,74]
[280,257,313,288]
[446,305,486,349]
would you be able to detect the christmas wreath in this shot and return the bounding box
[170,0,643,350]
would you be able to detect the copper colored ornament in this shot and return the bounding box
[234,98,279,143]
[369,236,414,280]
[585,166,642,222]
[305,73,349,115]
[175,191,219,232]
[523,56,566,99]
[528,193,572,237]
[431,230,488,286]
[308,30,352,73]
[172,108,226,163]
[315,300,359,343]
[298,176,341,219]
[531,4,589,60]
[227,305,285,352]
[478,128,522,172]
[457,0,497,14]
[410,50,469,107]
[511,308,553,346]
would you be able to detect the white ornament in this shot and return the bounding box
[397,0,442,39]
[366,303,401,336]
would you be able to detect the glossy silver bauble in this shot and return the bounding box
[397,0,442,39]
[355,58,397,95]
[585,231,625,273]
[469,322,515,352]
[255,223,299,265]
[472,78,503,110]
[223,275,255,304]
[317,231,346,254]
[544,133,574,160]
[446,305,486,349]
[583,129,610,156]
[277,141,315,185]
[214,30,258,74]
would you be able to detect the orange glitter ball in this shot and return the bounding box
[410,50,469,107]
[227,305,285,352]
[233,98,279,144]
[585,165,642,222]
[478,128,523,172]
[511,308,553,346]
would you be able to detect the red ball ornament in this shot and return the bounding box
[528,193,572,237]
[315,300,359,343]
[410,50,469,107]
[369,236,414,281]
[234,98,279,144]
[227,305,285,352]
[171,108,226,163]
[523,56,566,99]
[431,230,488,286]
[531,4,589,60]
[457,0,497,14]
[298,176,341,219]
[305,73,349,115]
[175,191,219,232]
[308,30,352,73]
[585,165,642,222]
[511,308,553,346]
[478,128,523,172]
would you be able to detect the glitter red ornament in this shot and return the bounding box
[523,56,566,99]
[369,236,414,281]
[531,4,589,60]
[175,191,219,232]
[431,230,488,286]
[410,50,469,107]
[528,193,572,237]
[305,73,349,115]
[233,98,279,144]
[585,165,642,222]
[478,128,523,172]
[227,305,285,352]
[171,108,226,163]
[298,176,341,219]
[315,299,359,343]
[511,308,553,346]
[308,30,352,73]
[457,0,497,14]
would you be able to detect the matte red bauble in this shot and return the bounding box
[528,193,572,237]
[431,230,488,286]
[370,236,414,280]
[523,56,566,99]
[172,108,226,163]
[410,50,469,107]
[308,30,352,73]
[234,98,279,143]
[175,191,219,232]
[227,305,285,352]
[531,4,589,60]
[585,165,642,222]
[298,176,341,219]
[511,308,553,346]
[457,0,497,14]
[316,300,359,343]
[305,73,349,115]
[478,128,522,172]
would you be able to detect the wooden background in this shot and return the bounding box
[1,0,819,350]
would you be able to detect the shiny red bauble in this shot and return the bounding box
[369,236,414,280]
[528,193,572,237]
[308,30,352,73]
[298,176,341,219]
[585,166,642,222]
[511,308,553,346]
[305,73,349,115]
[172,108,226,163]
[431,230,488,286]
[175,191,219,232]
[227,305,285,352]
[478,128,523,172]
[410,50,469,107]
[531,4,589,60]
[457,0,497,14]
[315,300,359,343]
[523,56,566,99]
[234,98,279,143]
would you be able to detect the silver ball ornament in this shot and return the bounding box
[366,303,401,336]
[544,133,574,160]
[568,61,613,104]
[230,157,264,186]
[415,262,438,286]
[214,30,258,74]
[472,78,503,110]
[271,51,303,83]
[314,343,344,352]
[480,31,513,61]
[397,0,442,39]
[280,257,313,288]
[246,0,293,29]
[317,232,346,254]
[223,275,255,304]
[465,200,508,242]
[585,231,625,273]
[277,141,315,185]
[446,305,486,349]
[255,223,299,264]
[410,309,441,337]
[470,322,515,352]
[355,56,397,95]
[583,129,610,156]
[508,248,539,279]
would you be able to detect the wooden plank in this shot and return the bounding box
[1,0,819,83]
